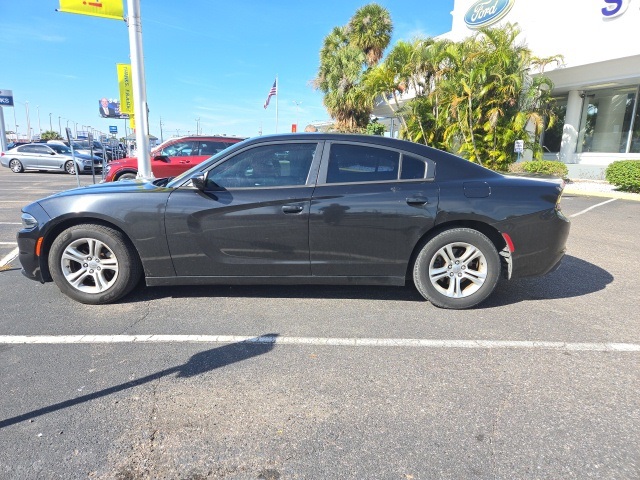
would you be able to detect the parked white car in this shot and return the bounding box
[1,143,102,174]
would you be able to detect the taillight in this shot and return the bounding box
[502,233,515,252]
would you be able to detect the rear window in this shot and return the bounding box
[327,144,399,184]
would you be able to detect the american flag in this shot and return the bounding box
[263,79,277,109]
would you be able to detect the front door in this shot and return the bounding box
[164,141,321,277]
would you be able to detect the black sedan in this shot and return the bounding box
[16,134,570,309]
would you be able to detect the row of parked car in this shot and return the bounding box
[1,135,244,181]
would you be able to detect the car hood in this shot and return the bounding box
[41,178,169,201]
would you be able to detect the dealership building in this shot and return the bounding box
[372,0,640,178]
[441,0,640,178]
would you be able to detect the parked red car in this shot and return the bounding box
[103,135,244,181]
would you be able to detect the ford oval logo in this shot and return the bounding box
[464,0,515,29]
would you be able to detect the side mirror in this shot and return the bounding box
[192,175,206,191]
[154,154,170,163]
[50,151,56,155]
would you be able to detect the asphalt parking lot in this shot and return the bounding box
[0,167,639,479]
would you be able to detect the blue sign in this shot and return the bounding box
[0,89,14,107]
[109,125,118,134]
[464,0,515,29]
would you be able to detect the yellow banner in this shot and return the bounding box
[129,115,135,131]
[58,0,124,20]
[117,63,134,115]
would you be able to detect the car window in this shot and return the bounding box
[33,145,53,154]
[400,155,427,180]
[199,141,235,156]
[206,143,318,189]
[326,144,399,184]
[18,145,37,153]
[161,141,196,157]
[49,144,72,155]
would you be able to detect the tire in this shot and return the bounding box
[117,172,138,181]
[48,224,142,304]
[64,160,76,175]
[9,159,24,173]
[413,228,500,309]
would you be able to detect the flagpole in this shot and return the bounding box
[275,75,279,133]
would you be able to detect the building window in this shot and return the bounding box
[577,85,639,154]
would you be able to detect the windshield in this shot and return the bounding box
[49,144,72,154]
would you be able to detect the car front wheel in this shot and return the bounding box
[9,159,24,173]
[64,160,76,175]
[48,224,142,304]
[413,228,501,309]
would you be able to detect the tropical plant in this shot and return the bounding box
[315,4,393,132]
[40,130,63,141]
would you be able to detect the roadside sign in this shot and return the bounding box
[109,125,118,134]
[514,140,525,153]
[0,89,14,107]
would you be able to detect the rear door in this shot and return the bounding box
[165,141,322,277]
[309,141,439,279]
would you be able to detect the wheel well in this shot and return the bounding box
[405,220,507,283]
[114,169,138,180]
[39,218,141,282]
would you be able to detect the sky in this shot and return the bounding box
[1,0,454,142]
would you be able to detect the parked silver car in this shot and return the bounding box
[0,143,102,174]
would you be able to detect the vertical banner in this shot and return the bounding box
[58,0,124,20]
[117,63,134,114]
[129,115,135,131]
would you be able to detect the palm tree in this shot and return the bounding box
[315,4,393,132]
[348,3,393,67]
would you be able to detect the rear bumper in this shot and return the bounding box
[498,208,570,279]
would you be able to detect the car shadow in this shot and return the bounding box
[122,255,610,307]
[482,255,613,307]
[0,334,278,429]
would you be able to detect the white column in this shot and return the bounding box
[560,90,583,164]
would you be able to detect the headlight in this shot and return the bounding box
[83,159,91,165]
[21,212,38,229]
[105,164,111,173]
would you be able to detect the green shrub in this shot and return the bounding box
[605,160,640,193]
[507,160,568,178]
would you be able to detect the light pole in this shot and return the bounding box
[58,116,62,136]
[49,113,53,132]
[74,122,78,138]
[12,107,18,141]
[37,105,42,136]
[25,101,31,141]
[195,117,200,136]
[293,101,302,131]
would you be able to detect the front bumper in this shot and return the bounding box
[17,202,52,283]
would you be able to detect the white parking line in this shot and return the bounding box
[0,247,19,267]
[570,198,617,217]
[0,335,638,352]
[0,222,21,225]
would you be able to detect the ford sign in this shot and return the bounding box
[464,0,515,29]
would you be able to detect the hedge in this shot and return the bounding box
[605,160,640,193]
[508,160,568,178]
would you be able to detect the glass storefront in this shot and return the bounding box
[577,85,640,154]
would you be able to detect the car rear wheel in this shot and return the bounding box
[413,228,500,309]
[64,160,76,175]
[9,159,24,173]
[48,224,142,304]
[117,172,137,181]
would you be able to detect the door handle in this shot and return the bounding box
[282,205,304,214]
[406,196,428,205]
